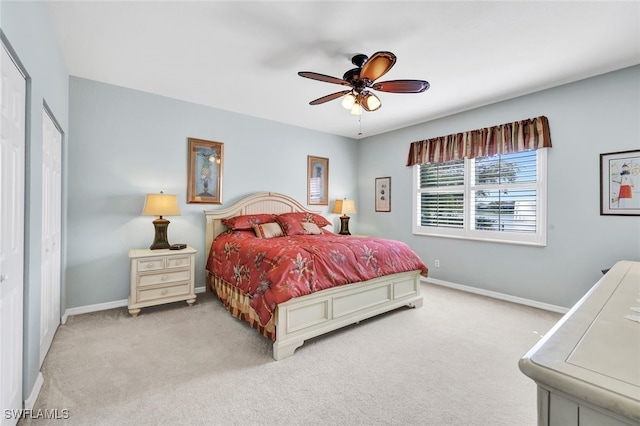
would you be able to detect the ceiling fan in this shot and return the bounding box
[298,51,429,115]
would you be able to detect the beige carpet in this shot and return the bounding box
[20,283,561,426]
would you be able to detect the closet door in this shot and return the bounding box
[40,110,62,366]
[0,45,26,426]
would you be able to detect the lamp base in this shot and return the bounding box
[150,217,171,250]
[338,215,351,235]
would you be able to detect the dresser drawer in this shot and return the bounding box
[137,257,165,272]
[137,269,191,287]
[166,255,191,269]
[137,282,191,302]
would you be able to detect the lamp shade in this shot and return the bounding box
[350,103,363,116]
[341,93,356,110]
[142,193,181,217]
[332,199,357,216]
[362,92,381,111]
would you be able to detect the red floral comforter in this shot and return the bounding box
[206,230,428,326]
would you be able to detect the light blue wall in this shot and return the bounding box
[357,65,640,308]
[1,0,69,402]
[67,77,358,308]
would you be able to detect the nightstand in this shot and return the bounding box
[128,246,197,317]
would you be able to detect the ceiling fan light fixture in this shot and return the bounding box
[341,93,356,110]
[350,103,363,116]
[362,92,381,111]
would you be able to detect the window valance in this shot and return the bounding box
[406,115,551,166]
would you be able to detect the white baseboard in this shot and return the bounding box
[61,299,128,324]
[62,286,208,323]
[23,371,44,410]
[63,280,565,321]
[423,277,569,314]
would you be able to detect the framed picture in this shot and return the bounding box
[307,156,329,205]
[375,176,391,212]
[600,149,639,215]
[187,138,223,204]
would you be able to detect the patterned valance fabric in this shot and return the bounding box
[406,115,552,166]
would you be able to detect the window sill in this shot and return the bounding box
[412,230,546,247]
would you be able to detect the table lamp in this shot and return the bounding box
[142,192,181,249]
[332,198,356,235]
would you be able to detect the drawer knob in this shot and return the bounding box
[161,275,168,281]
[161,289,168,296]
[147,263,154,268]
[175,260,182,265]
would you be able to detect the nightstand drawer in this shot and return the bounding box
[137,282,191,302]
[166,255,191,269]
[138,269,191,287]
[137,257,165,271]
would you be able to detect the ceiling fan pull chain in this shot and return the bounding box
[358,115,363,136]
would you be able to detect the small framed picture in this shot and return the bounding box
[600,149,639,215]
[307,155,329,205]
[187,138,223,204]
[375,177,391,212]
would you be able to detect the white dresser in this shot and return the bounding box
[128,246,197,316]
[519,260,640,426]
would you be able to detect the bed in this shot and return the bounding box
[204,192,428,360]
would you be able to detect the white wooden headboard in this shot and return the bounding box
[204,192,321,260]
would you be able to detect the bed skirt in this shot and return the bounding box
[207,272,276,341]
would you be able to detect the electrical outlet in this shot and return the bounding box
[434,259,440,267]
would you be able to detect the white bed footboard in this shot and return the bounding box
[273,270,422,360]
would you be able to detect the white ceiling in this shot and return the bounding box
[46,1,640,139]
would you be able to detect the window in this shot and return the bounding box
[413,149,547,246]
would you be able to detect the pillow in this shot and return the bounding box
[222,214,277,230]
[275,215,307,236]
[253,222,284,239]
[301,222,322,235]
[278,212,331,227]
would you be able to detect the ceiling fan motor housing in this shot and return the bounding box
[343,68,360,84]
[343,54,371,91]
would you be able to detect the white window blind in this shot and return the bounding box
[413,149,547,246]
[419,159,464,229]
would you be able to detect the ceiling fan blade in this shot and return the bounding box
[372,79,430,93]
[298,71,351,87]
[309,90,352,105]
[359,51,396,82]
